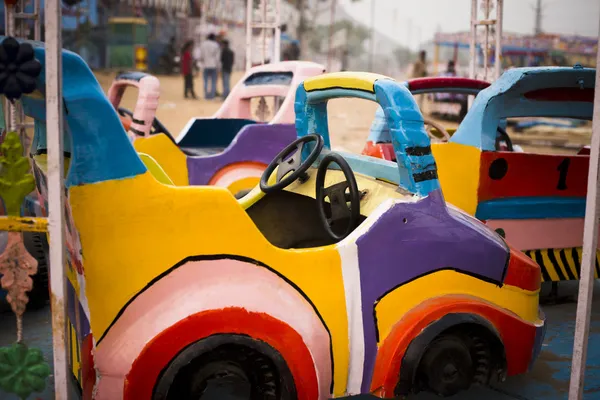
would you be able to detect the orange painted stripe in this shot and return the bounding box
[370,295,537,397]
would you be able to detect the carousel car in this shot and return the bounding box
[109,62,325,196]
[362,76,492,160]
[21,39,544,399]
[364,66,596,283]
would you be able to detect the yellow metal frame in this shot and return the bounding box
[303,71,393,93]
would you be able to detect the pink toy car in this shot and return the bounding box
[108,61,326,154]
[106,62,326,197]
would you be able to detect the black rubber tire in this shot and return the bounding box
[22,232,49,310]
[416,334,474,397]
[153,334,297,400]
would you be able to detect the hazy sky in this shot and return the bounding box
[340,0,600,50]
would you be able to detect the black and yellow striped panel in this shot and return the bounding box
[523,247,600,282]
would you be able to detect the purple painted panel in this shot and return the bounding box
[187,124,297,185]
[355,189,509,391]
[66,277,90,339]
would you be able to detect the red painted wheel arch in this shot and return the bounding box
[93,257,333,399]
[370,295,537,397]
[124,307,319,400]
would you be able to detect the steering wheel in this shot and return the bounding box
[423,118,451,142]
[117,107,175,142]
[495,126,514,152]
[260,134,324,193]
[316,152,361,241]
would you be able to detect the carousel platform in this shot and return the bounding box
[1,281,600,400]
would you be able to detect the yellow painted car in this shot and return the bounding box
[23,41,544,399]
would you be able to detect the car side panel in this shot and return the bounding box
[355,189,509,392]
[67,171,351,396]
[95,258,332,399]
[431,141,481,216]
[478,151,588,205]
[133,133,189,185]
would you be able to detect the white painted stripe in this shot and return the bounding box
[337,241,364,394]
[211,165,264,188]
[336,198,396,394]
[95,259,332,399]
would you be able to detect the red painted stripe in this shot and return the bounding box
[362,141,396,162]
[124,307,318,400]
[408,77,490,92]
[503,248,542,292]
[478,151,589,201]
[524,87,594,103]
[82,334,95,400]
[370,296,537,397]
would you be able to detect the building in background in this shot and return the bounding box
[0,0,189,70]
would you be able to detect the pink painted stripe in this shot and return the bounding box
[485,218,597,250]
[94,258,331,399]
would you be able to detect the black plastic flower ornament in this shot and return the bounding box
[0,37,42,102]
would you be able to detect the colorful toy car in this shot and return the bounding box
[22,39,544,399]
[364,66,595,283]
[109,61,324,196]
[362,76,491,160]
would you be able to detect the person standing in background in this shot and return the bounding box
[198,33,221,99]
[412,50,428,78]
[220,40,235,99]
[412,50,428,110]
[181,40,197,99]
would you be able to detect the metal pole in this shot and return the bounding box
[273,0,281,63]
[6,3,16,131]
[45,0,69,398]
[433,41,439,76]
[482,0,490,81]
[494,0,503,80]
[34,0,41,41]
[245,0,252,70]
[368,0,375,71]
[568,13,600,398]
[406,18,411,52]
[327,0,337,71]
[261,0,266,64]
[469,0,477,79]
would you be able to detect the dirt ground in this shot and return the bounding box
[94,71,590,156]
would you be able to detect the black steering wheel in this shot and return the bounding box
[260,134,324,193]
[117,107,175,142]
[495,126,514,152]
[316,153,361,241]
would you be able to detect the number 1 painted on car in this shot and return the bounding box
[557,158,570,190]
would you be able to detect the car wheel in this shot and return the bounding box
[22,232,49,310]
[416,334,474,397]
[153,334,297,400]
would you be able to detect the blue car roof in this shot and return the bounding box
[451,66,596,150]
